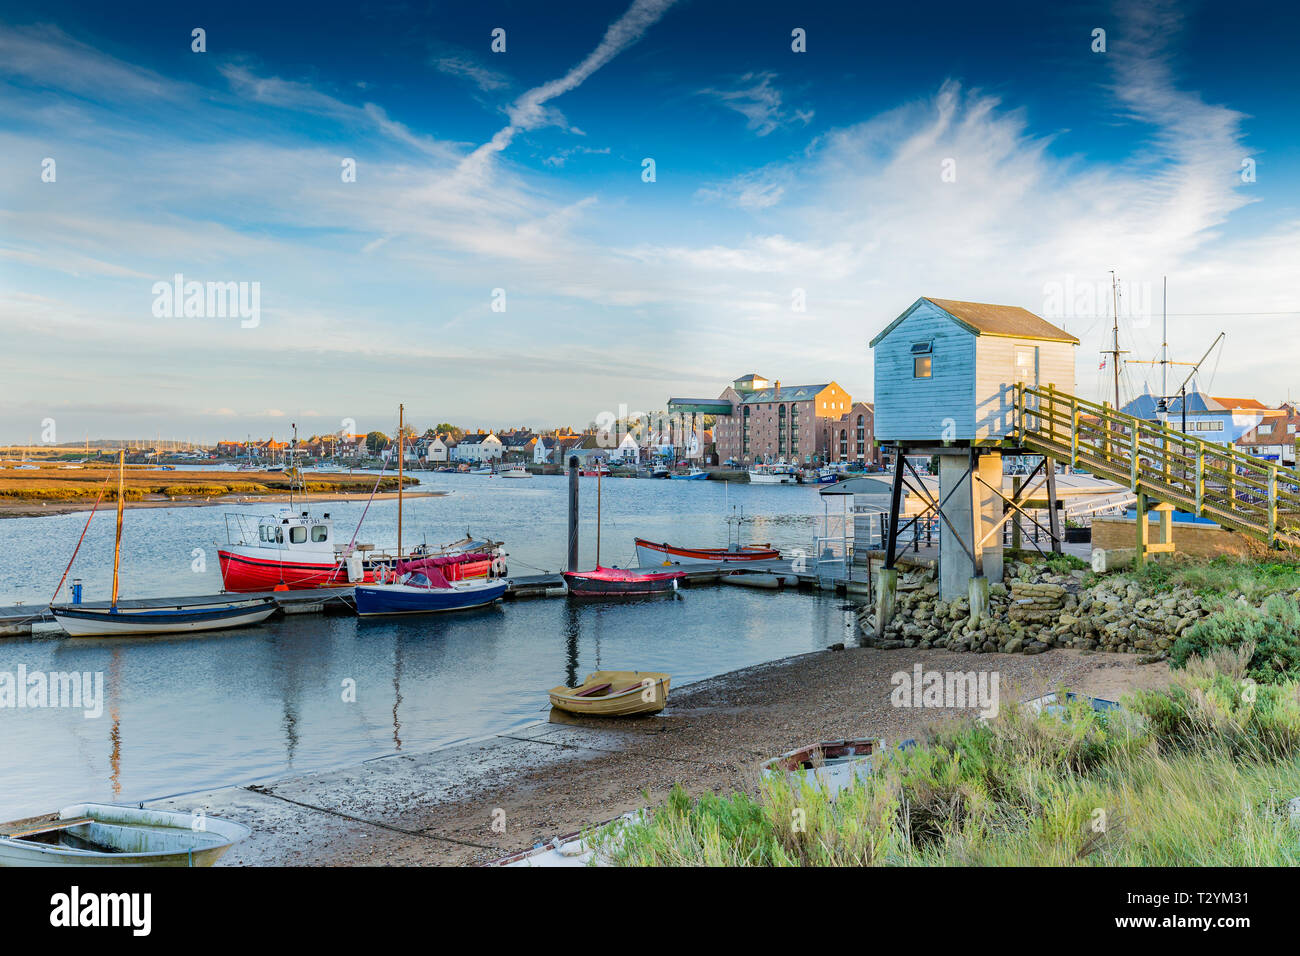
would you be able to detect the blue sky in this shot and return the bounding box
[2,0,1298,442]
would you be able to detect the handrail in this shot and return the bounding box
[1014,382,1300,549]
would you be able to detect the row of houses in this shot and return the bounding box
[1124,390,1300,466]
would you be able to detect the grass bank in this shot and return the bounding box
[599,650,1300,866]
[0,467,408,502]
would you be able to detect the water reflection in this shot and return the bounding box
[2,587,858,820]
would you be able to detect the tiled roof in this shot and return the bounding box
[871,297,1079,346]
[737,384,831,404]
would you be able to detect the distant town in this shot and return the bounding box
[5,370,1298,472]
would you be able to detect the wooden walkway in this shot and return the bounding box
[1016,383,1300,550]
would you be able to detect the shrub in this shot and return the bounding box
[1170,595,1300,683]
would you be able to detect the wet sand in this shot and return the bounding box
[139,644,1171,866]
[0,490,447,519]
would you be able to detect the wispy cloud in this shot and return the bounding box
[433,55,510,92]
[699,71,813,136]
[464,0,678,172]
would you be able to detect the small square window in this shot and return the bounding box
[914,356,932,378]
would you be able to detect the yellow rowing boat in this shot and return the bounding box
[548,671,671,717]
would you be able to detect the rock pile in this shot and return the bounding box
[857,561,1218,659]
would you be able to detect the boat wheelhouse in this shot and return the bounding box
[217,509,501,592]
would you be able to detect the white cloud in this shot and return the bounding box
[433,55,510,92]
[699,72,813,136]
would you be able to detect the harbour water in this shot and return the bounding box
[0,475,861,820]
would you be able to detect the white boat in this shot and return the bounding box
[0,804,249,867]
[51,598,277,637]
[499,468,531,478]
[747,465,797,484]
[761,738,915,798]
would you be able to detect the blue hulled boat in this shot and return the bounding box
[353,556,508,616]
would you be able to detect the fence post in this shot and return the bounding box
[1102,401,1112,465]
[1070,398,1078,469]
[1046,383,1056,446]
[1195,443,1204,516]
[1268,465,1278,547]
[1129,427,1139,493]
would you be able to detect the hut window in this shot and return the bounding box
[913,356,932,378]
[1015,346,1038,383]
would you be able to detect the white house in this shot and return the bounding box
[613,432,640,462]
[426,435,451,463]
[870,297,1078,444]
[453,433,503,462]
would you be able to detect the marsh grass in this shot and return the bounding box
[1120,555,1300,603]
[600,657,1300,866]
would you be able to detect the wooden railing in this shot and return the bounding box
[1014,383,1300,549]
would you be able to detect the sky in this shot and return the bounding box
[1,0,1298,443]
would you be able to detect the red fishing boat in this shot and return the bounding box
[562,566,685,598]
[634,538,780,566]
[216,509,502,592]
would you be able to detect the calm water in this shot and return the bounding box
[0,476,861,819]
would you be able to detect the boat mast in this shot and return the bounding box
[397,403,404,558]
[1109,270,1121,409]
[111,449,124,608]
[596,467,602,567]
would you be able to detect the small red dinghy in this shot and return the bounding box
[634,538,780,566]
[562,566,685,598]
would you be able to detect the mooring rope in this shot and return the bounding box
[49,473,113,605]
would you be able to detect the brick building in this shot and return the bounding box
[827,401,881,467]
[708,373,856,465]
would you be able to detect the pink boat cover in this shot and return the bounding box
[567,566,686,583]
[395,553,490,575]
[392,552,492,589]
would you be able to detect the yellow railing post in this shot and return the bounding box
[1070,397,1078,469]
[1195,442,1204,516]
[1130,427,1139,492]
[1268,465,1278,547]
[1102,401,1112,465]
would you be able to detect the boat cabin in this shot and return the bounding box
[870,297,1078,445]
[228,510,336,552]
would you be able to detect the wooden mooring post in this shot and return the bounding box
[566,455,580,572]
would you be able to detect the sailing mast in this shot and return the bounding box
[596,468,602,568]
[397,404,404,559]
[1107,270,1123,408]
[111,450,125,609]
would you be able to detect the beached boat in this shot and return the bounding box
[548,671,671,717]
[634,538,780,566]
[51,598,277,637]
[0,804,250,867]
[761,738,916,798]
[671,466,708,480]
[354,555,508,616]
[563,566,684,597]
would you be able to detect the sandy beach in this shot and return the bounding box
[125,643,1171,866]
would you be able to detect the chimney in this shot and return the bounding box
[774,380,781,399]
